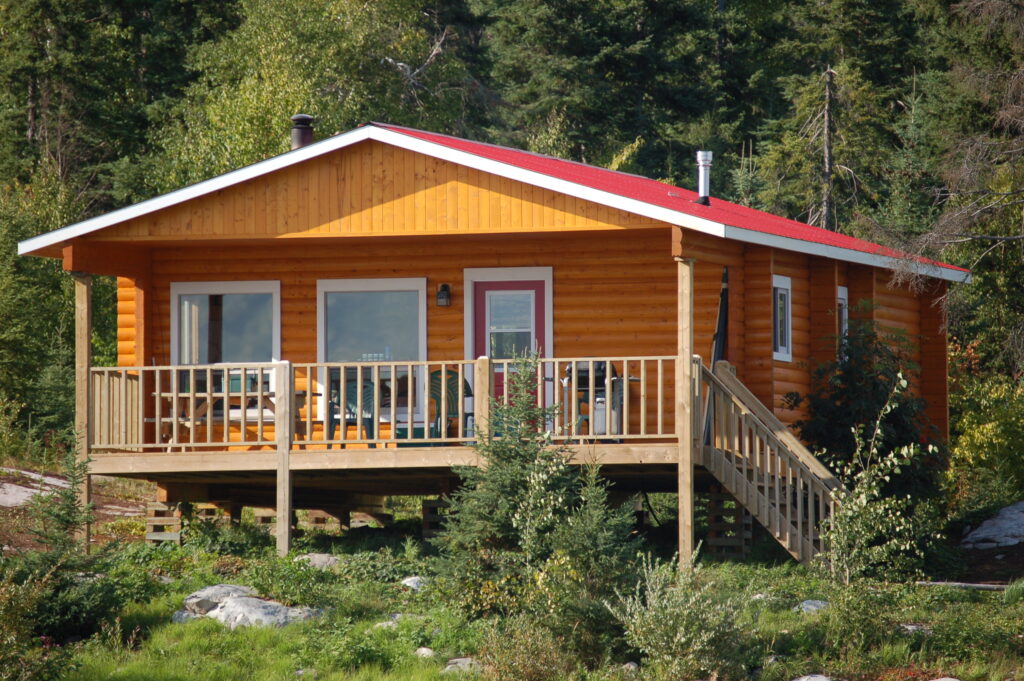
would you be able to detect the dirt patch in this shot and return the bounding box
[958,541,1024,584]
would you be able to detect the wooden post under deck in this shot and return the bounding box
[276,361,294,556]
[72,272,93,550]
[676,254,696,565]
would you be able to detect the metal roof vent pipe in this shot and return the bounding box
[291,114,315,150]
[696,150,713,205]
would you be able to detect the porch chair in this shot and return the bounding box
[428,368,473,439]
[325,368,382,449]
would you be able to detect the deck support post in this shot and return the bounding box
[72,272,93,551]
[275,360,294,556]
[675,254,696,566]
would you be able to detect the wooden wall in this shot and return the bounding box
[95,140,660,243]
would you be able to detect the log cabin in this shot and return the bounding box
[18,118,969,561]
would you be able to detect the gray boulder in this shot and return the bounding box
[415,647,436,658]
[621,661,640,672]
[792,676,835,681]
[296,553,339,570]
[171,610,198,623]
[207,596,318,630]
[441,657,480,674]
[794,599,829,614]
[183,584,255,615]
[961,501,1024,549]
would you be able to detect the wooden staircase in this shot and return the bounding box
[694,360,845,564]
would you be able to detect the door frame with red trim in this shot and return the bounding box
[463,267,553,362]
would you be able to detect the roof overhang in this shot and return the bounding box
[18,124,971,284]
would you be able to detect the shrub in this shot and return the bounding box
[950,374,1024,500]
[818,377,942,584]
[1004,578,1024,606]
[786,316,938,498]
[0,570,72,681]
[821,582,897,652]
[478,616,579,681]
[607,553,747,681]
[181,517,273,557]
[244,555,341,607]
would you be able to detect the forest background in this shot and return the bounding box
[1,0,1022,508]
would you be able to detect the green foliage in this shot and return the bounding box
[0,570,72,681]
[1004,578,1024,606]
[180,517,273,557]
[478,615,578,681]
[28,446,93,554]
[244,556,340,607]
[606,553,747,681]
[788,317,936,498]
[950,374,1024,494]
[818,390,942,585]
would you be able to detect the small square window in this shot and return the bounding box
[772,274,792,362]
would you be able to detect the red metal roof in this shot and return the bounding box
[374,122,968,276]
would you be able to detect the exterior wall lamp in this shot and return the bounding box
[436,283,452,307]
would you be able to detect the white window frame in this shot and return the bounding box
[169,280,281,365]
[772,274,793,362]
[316,277,428,423]
[837,285,849,339]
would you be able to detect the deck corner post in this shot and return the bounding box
[275,360,293,556]
[72,271,93,552]
[473,356,491,441]
[675,256,696,566]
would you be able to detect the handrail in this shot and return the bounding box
[711,361,844,492]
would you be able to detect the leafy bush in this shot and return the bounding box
[818,378,942,584]
[821,582,897,652]
[181,517,273,557]
[607,553,748,681]
[1004,578,1024,606]
[949,374,1024,506]
[786,316,938,498]
[478,616,579,681]
[0,570,72,681]
[244,555,342,607]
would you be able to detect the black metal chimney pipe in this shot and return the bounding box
[291,114,315,150]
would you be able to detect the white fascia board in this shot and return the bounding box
[17,126,378,256]
[367,128,729,238]
[721,225,971,284]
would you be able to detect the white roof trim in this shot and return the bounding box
[17,124,970,283]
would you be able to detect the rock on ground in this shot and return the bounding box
[794,599,829,613]
[171,610,198,623]
[621,661,640,672]
[961,501,1024,550]
[295,553,339,569]
[401,576,428,591]
[183,584,255,615]
[207,596,318,630]
[441,657,480,674]
[415,647,435,658]
[792,676,835,681]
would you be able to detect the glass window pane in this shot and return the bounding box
[325,290,419,362]
[488,292,533,331]
[489,331,532,359]
[178,293,272,363]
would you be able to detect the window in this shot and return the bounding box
[170,281,280,364]
[316,278,427,363]
[837,285,849,338]
[485,290,536,358]
[772,274,792,362]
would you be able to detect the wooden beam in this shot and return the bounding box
[275,361,294,556]
[676,251,696,565]
[73,273,93,551]
[62,242,150,278]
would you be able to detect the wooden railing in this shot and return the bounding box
[694,360,843,563]
[90,356,678,452]
[90,363,282,451]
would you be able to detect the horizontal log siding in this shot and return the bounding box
[94,141,663,243]
[919,281,949,439]
[772,250,812,424]
[133,230,679,367]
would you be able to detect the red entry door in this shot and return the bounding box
[473,280,546,398]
